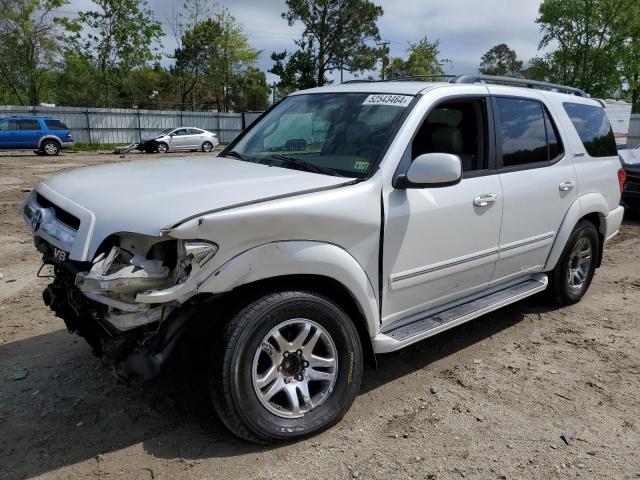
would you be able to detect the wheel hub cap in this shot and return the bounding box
[252,319,338,419]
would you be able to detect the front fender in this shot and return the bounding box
[197,241,380,337]
[544,193,609,271]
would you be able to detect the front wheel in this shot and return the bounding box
[549,219,599,305]
[209,291,363,443]
[156,142,168,153]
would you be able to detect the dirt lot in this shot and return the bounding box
[0,151,639,480]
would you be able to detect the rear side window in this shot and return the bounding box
[494,97,563,167]
[44,119,68,130]
[18,119,42,131]
[563,102,617,157]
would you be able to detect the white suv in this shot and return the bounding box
[22,75,625,443]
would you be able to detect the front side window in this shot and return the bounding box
[230,93,413,178]
[495,97,564,167]
[18,119,42,131]
[563,102,617,157]
[412,99,488,172]
[172,129,188,136]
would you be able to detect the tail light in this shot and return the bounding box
[618,168,626,193]
[66,132,73,140]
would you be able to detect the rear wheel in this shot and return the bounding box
[41,140,60,156]
[549,219,599,305]
[209,291,363,443]
[202,141,213,152]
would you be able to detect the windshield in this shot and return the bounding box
[159,128,175,135]
[228,93,414,178]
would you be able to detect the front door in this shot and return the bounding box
[169,128,190,150]
[382,97,503,327]
[489,93,578,284]
[0,119,19,148]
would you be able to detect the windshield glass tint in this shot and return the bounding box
[231,93,413,177]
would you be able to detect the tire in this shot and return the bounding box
[41,140,60,156]
[209,291,363,443]
[156,142,169,153]
[202,141,213,153]
[548,219,599,305]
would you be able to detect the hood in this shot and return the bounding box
[40,156,351,255]
[619,149,640,168]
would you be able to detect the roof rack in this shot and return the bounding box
[341,75,457,85]
[383,74,457,82]
[450,74,589,98]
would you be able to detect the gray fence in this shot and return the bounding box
[0,106,263,145]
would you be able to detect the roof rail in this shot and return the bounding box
[383,74,457,82]
[341,79,373,84]
[451,74,589,98]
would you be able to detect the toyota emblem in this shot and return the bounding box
[30,208,44,232]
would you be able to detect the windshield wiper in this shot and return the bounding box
[270,154,343,177]
[225,150,252,162]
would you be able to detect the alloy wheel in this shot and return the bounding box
[252,318,338,419]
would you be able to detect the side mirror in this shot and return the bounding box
[396,153,462,188]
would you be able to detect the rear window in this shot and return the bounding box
[563,102,617,157]
[44,119,68,130]
[18,119,42,131]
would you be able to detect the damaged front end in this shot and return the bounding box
[36,234,218,383]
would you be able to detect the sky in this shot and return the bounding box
[55,0,546,83]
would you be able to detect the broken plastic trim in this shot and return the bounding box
[75,246,171,295]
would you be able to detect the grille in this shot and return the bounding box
[36,193,81,230]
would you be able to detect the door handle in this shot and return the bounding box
[473,194,497,207]
[559,180,575,191]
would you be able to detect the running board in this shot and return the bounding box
[373,274,548,354]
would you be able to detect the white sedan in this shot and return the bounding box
[141,127,219,153]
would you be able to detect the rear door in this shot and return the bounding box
[489,92,577,285]
[186,128,204,148]
[18,119,43,148]
[0,119,20,148]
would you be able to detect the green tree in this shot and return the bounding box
[71,0,163,106]
[175,8,260,112]
[386,37,447,79]
[619,2,640,113]
[0,0,68,105]
[230,67,271,111]
[282,0,383,85]
[168,0,211,109]
[270,38,319,99]
[479,44,523,77]
[536,0,632,97]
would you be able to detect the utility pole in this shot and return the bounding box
[377,41,390,80]
[271,82,277,104]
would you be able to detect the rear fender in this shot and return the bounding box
[544,193,608,271]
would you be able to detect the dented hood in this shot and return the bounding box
[40,156,351,258]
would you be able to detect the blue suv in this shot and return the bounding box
[0,116,74,156]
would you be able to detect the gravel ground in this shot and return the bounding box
[0,151,639,480]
